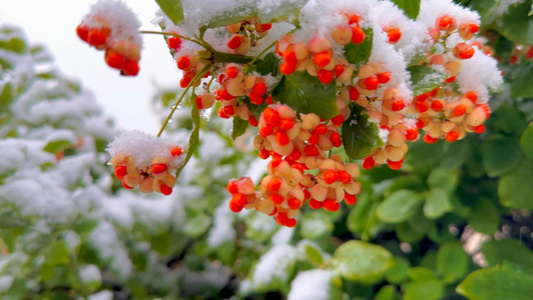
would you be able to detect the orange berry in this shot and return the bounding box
[474,124,485,134]
[276,130,290,146]
[283,51,297,65]
[177,56,190,70]
[445,131,459,142]
[289,148,302,160]
[257,23,272,31]
[123,60,139,76]
[405,128,419,141]
[345,192,357,205]
[391,99,406,111]
[114,165,127,180]
[386,28,401,44]
[285,218,297,228]
[227,34,243,49]
[151,164,167,174]
[431,100,443,111]
[218,107,230,119]
[160,184,173,195]
[288,198,301,210]
[352,26,365,44]
[168,36,181,50]
[362,157,375,169]
[318,69,334,84]
[229,200,243,212]
[415,101,429,113]
[171,146,183,157]
[387,159,403,170]
[423,134,439,144]
[309,199,323,209]
[313,51,331,67]
[280,118,294,131]
[259,125,273,137]
[250,93,265,105]
[453,104,467,116]
[323,199,340,211]
[465,91,478,103]
[233,193,248,206]
[267,177,282,192]
[377,72,391,84]
[438,15,455,31]
[253,82,267,95]
[363,76,379,90]
[227,181,239,194]
[87,29,106,46]
[315,124,328,135]
[323,170,338,184]
[76,25,89,42]
[331,114,344,125]
[226,66,239,78]
[337,170,352,184]
[259,148,271,159]
[280,62,296,75]
[349,86,360,100]
[271,193,284,204]
[445,76,456,83]
[275,212,288,225]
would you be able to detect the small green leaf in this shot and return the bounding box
[0,37,27,54]
[375,285,400,300]
[377,190,424,224]
[403,280,444,300]
[155,0,184,25]
[272,71,339,119]
[520,123,533,160]
[305,245,324,265]
[408,65,447,96]
[427,168,459,193]
[467,198,499,235]
[45,239,70,265]
[481,239,533,272]
[436,242,469,283]
[43,140,73,154]
[331,240,393,284]
[0,83,15,110]
[408,267,437,282]
[391,0,421,19]
[344,28,373,67]
[423,188,452,219]
[396,222,425,243]
[255,52,281,77]
[231,116,248,140]
[457,264,533,300]
[342,104,384,160]
[385,257,410,284]
[183,213,211,238]
[481,135,523,177]
[498,157,533,209]
[40,263,56,282]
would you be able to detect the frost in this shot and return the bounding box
[253,244,298,287]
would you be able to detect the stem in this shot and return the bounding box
[140,30,215,52]
[246,39,278,71]
[212,51,255,64]
[157,64,212,137]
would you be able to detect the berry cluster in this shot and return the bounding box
[76,1,142,76]
[226,18,273,55]
[107,131,184,195]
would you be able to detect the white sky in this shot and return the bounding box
[0,0,182,134]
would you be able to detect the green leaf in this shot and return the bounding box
[481,239,533,272]
[396,222,425,243]
[43,140,73,154]
[342,104,384,160]
[408,267,437,282]
[467,198,499,235]
[491,1,533,45]
[375,285,400,300]
[305,245,324,265]
[423,188,452,219]
[344,28,373,67]
[376,190,424,224]
[436,242,469,283]
[1,228,22,252]
[346,193,379,239]
[155,0,184,25]
[255,52,281,77]
[493,103,527,134]
[45,239,70,265]
[391,0,421,19]
[300,211,334,239]
[457,264,533,300]
[427,168,459,194]
[498,157,533,209]
[481,135,523,178]
[231,116,248,140]
[0,37,27,54]
[0,83,15,110]
[183,213,211,238]
[521,123,533,160]
[272,71,339,119]
[385,256,410,284]
[151,233,172,256]
[331,240,393,284]
[403,280,444,300]
[408,65,447,96]
[40,263,56,282]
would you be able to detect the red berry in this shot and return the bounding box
[168,36,182,50]
[309,199,323,209]
[334,65,344,77]
[377,72,391,84]
[349,86,360,100]
[364,76,379,90]
[271,193,284,204]
[323,199,340,212]
[423,134,439,144]
[323,170,338,184]
[171,146,183,157]
[276,130,290,146]
[249,115,258,127]
[87,29,106,46]
[122,180,134,190]
[445,131,459,143]
[330,132,342,147]
[123,60,139,76]
[415,101,429,113]
[315,124,328,135]
[233,193,248,206]
[318,69,334,84]
[352,26,365,44]
[345,192,357,205]
[280,118,294,131]
[253,82,267,95]
[304,145,319,156]
[362,157,375,169]
[250,93,265,105]
[227,35,242,49]
[474,124,485,134]
[331,114,344,125]
[151,164,167,174]
[386,28,401,43]
[405,128,419,141]
[288,198,301,210]
[285,218,297,228]
[391,99,406,111]
[227,180,239,194]
[453,104,467,116]
[114,165,127,180]
[160,184,173,195]
[431,100,443,111]
[465,91,478,103]
[76,25,89,42]
[267,177,282,192]
[229,200,243,212]
[226,66,239,78]
[177,56,190,70]
[337,170,352,184]
[387,159,403,170]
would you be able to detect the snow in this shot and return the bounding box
[88,291,113,300]
[456,50,503,102]
[207,199,236,247]
[79,264,102,285]
[287,269,333,300]
[252,244,298,287]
